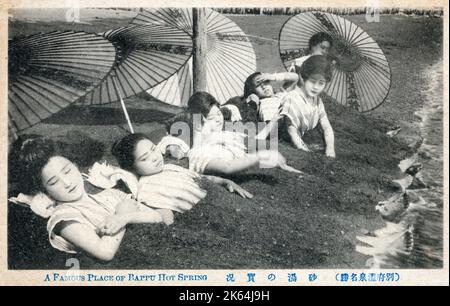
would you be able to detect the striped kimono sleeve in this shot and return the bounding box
[46,206,89,254]
[280,93,302,130]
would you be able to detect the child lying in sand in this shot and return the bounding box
[85,133,253,217]
[8,135,169,261]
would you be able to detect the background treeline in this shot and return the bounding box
[113,7,443,17]
[213,7,444,17]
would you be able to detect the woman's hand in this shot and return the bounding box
[115,198,139,215]
[325,148,336,159]
[296,141,311,152]
[221,105,242,122]
[203,175,253,199]
[223,179,253,199]
[156,209,175,225]
[257,150,283,168]
[257,150,303,174]
[166,144,186,160]
[246,93,260,105]
[97,215,129,236]
[256,73,275,82]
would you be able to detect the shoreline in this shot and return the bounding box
[356,59,444,268]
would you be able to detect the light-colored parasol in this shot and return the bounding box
[132,8,257,106]
[8,31,116,133]
[279,11,391,112]
[79,23,193,133]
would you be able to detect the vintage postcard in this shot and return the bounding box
[0,0,448,288]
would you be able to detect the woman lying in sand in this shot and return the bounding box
[170,92,302,175]
[243,72,298,123]
[9,135,173,261]
[85,133,253,215]
[221,72,298,123]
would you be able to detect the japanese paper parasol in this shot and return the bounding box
[132,8,257,106]
[79,23,192,132]
[279,11,391,112]
[8,31,116,134]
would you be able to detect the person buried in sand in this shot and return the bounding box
[9,136,173,261]
[288,32,333,73]
[85,133,253,218]
[176,92,302,176]
[260,55,336,158]
[243,71,299,123]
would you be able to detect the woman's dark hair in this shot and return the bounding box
[299,55,333,83]
[309,32,333,50]
[223,96,259,123]
[111,133,149,172]
[8,131,105,196]
[9,135,59,195]
[187,91,220,117]
[243,72,262,98]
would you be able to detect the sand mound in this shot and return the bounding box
[8,101,415,269]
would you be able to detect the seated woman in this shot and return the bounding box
[168,92,302,176]
[9,135,171,261]
[84,133,253,215]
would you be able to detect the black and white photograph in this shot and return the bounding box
[1,0,448,286]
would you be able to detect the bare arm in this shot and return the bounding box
[94,197,166,237]
[118,209,164,225]
[287,125,310,152]
[97,206,165,237]
[279,72,299,91]
[202,175,253,199]
[59,221,125,262]
[320,116,336,158]
[115,198,165,224]
[259,73,299,91]
[204,155,260,175]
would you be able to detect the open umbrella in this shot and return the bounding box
[79,23,192,132]
[8,31,116,134]
[132,8,257,106]
[279,11,391,112]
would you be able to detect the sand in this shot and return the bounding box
[7,12,444,269]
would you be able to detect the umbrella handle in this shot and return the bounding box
[111,76,135,134]
[118,96,135,134]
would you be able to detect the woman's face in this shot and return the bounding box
[133,139,164,176]
[254,80,274,98]
[303,73,327,98]
[204,104,224,132]
[311,41,331,56]
[41,156,85,203]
